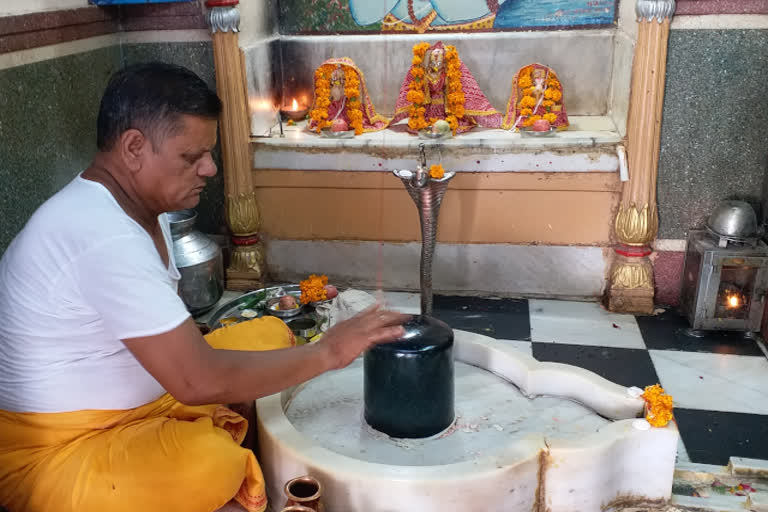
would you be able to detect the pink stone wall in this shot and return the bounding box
[677,0,768,15]
[652,251,685,307]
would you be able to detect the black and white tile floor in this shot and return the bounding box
[382,292,768,467]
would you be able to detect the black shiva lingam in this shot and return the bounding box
[364,144,455,438]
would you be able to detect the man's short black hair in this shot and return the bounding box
[96,62,222,151]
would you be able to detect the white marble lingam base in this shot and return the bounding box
[256,331,678,512]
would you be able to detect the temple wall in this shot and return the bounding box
[0,1,221,252]
[653,16,768,306]
[2,1,767,305]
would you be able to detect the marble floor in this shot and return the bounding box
[379,292,768,467]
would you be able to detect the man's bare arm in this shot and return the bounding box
[123,305,408,405]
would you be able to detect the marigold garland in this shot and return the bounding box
[299,274,329,304]
[407,43,466,135]
[429,164,445,179]
[517,66,564,128]
[309,63,364,135]
[641,384,674,428]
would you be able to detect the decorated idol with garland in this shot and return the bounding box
[308,57,389,135]
[391,41,502,135]
[502,63,569,131]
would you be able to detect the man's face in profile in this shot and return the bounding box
[137,115,218,213]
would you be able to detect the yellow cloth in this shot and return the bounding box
[0,316,295,512]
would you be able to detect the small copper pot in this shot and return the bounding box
[284,475,324,512]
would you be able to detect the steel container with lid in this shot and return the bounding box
[706,200,761,243]
[167,209,224,315]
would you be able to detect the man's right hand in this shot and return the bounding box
[318,305,410,370]
[124,304,410,406]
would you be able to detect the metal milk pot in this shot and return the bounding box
[167,209,224,315]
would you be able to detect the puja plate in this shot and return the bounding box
[418,130,451,140]
[519,126,556,137]
[206,285,309,329]
[320,129,355,139]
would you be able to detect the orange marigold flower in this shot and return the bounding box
[544,88,554,100]
[520,96,537,109]
[446,115,458,133]
[552,90,562,102]
[429,164,445,179]
[543,112,557,124]
[522,118,535,127]
[641,384,674,428]
[520,108,533,117]
[412,56,423,68]
[414,42,431,55]
[542,100,555,108]
[528,115,542,123]
[407,90,425,104]
[299,274,329,304]
[411,67,425,79]
[519,75,533,89]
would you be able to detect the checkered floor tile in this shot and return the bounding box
[382,292,768,467]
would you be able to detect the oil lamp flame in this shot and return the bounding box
[291,98,299,111]
[726,294,740,309]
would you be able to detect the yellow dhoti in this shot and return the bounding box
[0,316,295,512]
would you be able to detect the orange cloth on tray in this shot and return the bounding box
[0,316,295,512]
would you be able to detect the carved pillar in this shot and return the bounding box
[607,0,675,314]
[206,0,265,290]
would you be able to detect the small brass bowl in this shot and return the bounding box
[266,296,304,319]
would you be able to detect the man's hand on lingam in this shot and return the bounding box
[319,305,410,370]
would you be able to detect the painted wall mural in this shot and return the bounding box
[278,0,617,34]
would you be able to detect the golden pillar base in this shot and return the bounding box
[226,236,266,291]
[224,192,265,290]
[607,252,655,315]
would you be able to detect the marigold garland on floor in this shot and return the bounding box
[640,384,674,428]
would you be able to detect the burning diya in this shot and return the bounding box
[281,98,309,122]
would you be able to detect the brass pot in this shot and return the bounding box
[284,475,324,512]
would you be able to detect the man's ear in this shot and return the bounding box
[119,129,149,173]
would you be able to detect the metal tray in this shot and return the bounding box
[206,284,309,330]
[418,129,451,140]
[519,126,556,137]
[320,129,355,139]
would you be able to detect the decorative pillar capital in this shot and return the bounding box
[206,0,240,33]
[636,0,676,22]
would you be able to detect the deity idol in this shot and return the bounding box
[502,63,569,131]
[391,41,502,135]
[308,57,389,135]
